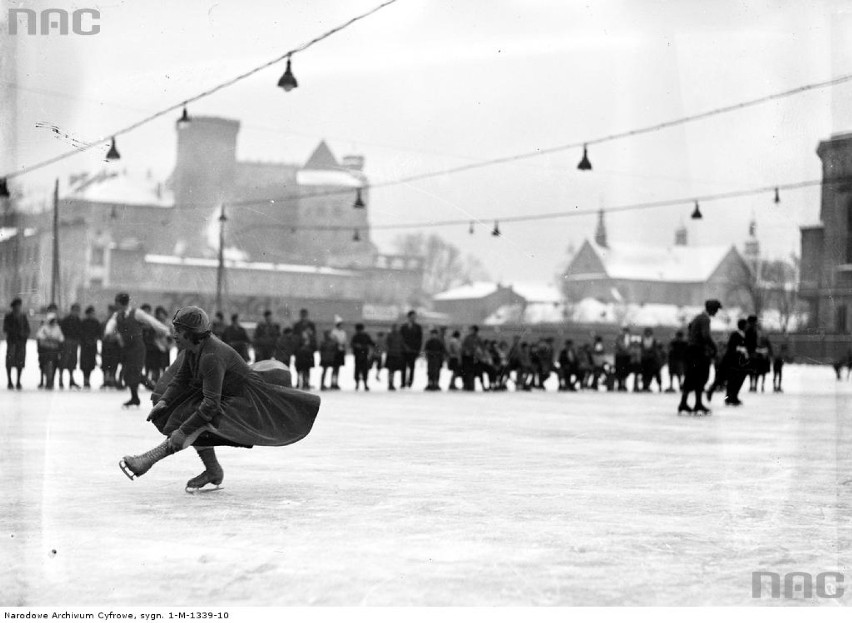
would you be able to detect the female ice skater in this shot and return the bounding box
[119,306,321,492]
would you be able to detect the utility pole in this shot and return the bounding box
[51,178,60,308]
[216,203,226,314]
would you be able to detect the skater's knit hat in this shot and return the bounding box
[172,306,211,334]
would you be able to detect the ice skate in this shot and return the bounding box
[693,405,712,416]
[119,440,175,480]
[677,403,693,415]
[122,398,141,409]
[185,447,224,494]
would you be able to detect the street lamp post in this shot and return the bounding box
[216,204,227,314]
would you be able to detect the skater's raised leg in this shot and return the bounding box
[120,439,177,479]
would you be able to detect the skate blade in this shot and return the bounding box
[118,459,136,481]
[185,484,223,494]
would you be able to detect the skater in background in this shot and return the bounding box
[318,330,338,391]
[753,334,773,392]
[558,339,578,391]
[80,305,101,389]
[721,319,749,406]
[384,324,405,391]
[678,299,721,415]
[372,331,386,383]
[100,304,121,389]
[253,310,281,362]
[120,306,320,492]
[614,327,632,392]
[460,325,482,392]
[3,297,30,390]
[423,328,446,391]
[222,313,250,361]
[295,328,316,390]
[745,315,760,391]
[36,312,64,390]
[104,292,170,408]
[666,330,687,393]
[446,330,462,390]
[329,316,347,390]
[773,343,788,392]
[400,310,423,389]
[58,303,82,389]
[292,308,317,365]
[639,327,663,392]
[350,323,374,391]
[273,326,299,369]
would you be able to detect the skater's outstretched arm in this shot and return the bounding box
[133,308,170,337]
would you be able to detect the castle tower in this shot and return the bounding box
[169,117,240,257]
[674,223,688,246]
[744,215,760,273]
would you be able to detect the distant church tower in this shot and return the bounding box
[744,216,760,272]
[594,209,608,248]
[674,223,688,246]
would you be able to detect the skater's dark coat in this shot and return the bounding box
[80,316,102,373]
[152,335,319,448]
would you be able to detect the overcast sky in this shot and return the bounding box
[3,0,852,286]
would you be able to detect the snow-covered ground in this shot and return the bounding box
[1,343,849,606]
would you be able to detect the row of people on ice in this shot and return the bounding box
[4,297,786,401]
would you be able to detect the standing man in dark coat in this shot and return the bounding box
[292,308,317,363]
[677,299,721,415]
[79,305,101,389]
[253,310,281,362]
[614,327,632,391]
[460,325,482,392]
[721,319,749,406]
[3,297,30,390]
[399,310,423,389]
[744,315,759,392]
[350,323,375,391]
[666,330,687,393]
[58,303,83,389]
[423,328,447,391]
[104,292,170,408]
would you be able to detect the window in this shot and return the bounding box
[91,246,105,267]
[837,304,848,333]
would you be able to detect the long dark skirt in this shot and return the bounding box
[151,354,318,449]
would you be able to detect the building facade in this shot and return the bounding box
[799,132,852,332]
[0,116,421,319]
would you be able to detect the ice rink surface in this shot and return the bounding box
[1,350,850,606]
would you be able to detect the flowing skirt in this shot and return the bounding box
[151,354,319,448]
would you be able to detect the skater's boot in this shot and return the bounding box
[677,402,693,415]
[693,404,712,416]
[185,447,224,493]
[122,386,141,409]
[119,440,176,480]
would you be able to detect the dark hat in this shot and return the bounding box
[10,297,22,307]
[172,306,211,334]
[115,292,130,306]
[85,305,95,314]
[705,299,722,312]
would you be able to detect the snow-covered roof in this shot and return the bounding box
[584,240,736,282]
[510,282,563,304]
[143,254,357,277]
[66,170,173,207]
[296,169,363,188]
[433,282,501,301]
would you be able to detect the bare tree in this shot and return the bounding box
[393,233,491,298]
[727,255,802,328]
